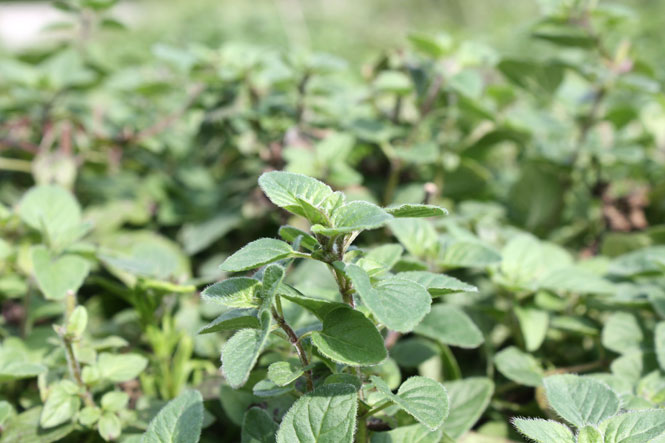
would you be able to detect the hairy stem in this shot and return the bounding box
[272,308,314,391]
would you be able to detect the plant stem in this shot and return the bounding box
[355,415,369,443]
[62,291,95,407]
[272,308,314,391]
[362,400,392,418]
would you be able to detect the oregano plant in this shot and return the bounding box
[197,171,480,441]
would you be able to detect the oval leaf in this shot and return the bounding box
[276,383,358,443]
[141,390,203,443]
[371,376,449,430]
[345,264,431,332]
[220,238,294,272]
[311,306,387,366]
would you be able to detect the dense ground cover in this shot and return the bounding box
[1,0,665,441]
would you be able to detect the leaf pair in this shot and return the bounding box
[514,374,665,442]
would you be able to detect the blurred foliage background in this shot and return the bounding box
[2,0,665,441]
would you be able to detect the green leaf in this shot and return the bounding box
[98,353,148,383]
[2,407,75,443]
[242,407,277,443]
[609,246,665,277]
[202,278,262,308]
[599,410,665,443]
[543,374,620,428]
[512,418,575,443]
[386,204,447,218]
[371,376,449,430]
[515,306,549,352]
[577,426,603,443]
[222,321,271,388]
[442,377,494,438]
[324,374,362,390]
[311,306,387,366]
[32,246,90,301]
[66,306,88,338]
[601,312,643,354]
[220,239,294,272]
[40,381,80,428]
[258,171,334,222]
[370,423,443,443]
[312,201,392,236]
[276,383,358,443]
[252,379,294,397]
[495,346,543,387]
[345,264,431,333]
[538,267,616,295]
[0,346,47,382]
[142,390,203,443]
[18,185,84,248]
[268,360,304,387]
[277,284,348,320]
[198,309,260,334]
[101,392,129,413]
[102,391,129,412]
[278,225,319,251]
[438,241,501,269]
[656,322,665,371]
[365,244,404,271]
[179,212,241,255]
[396,271,478,296]
[374,71,412,95]
[414,304,484,348]
[78,406,101,426]
[391,338,439,368]
[98,412,121,441]
[389,218,438,258]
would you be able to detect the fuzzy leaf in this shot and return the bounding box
[345,264,431,333]
[141,390,203,443]
[276,383,358,443]
[258,171,334,221]
[220,239,294,272]
[198,309,260,334]
[201,278,263,308]
[577,426,603,443]
[278,225,319,251]
[371,376,449,430]
[396,271,477,296]
[513,418,575,443]
[442,377,494,438]
[599,410,665,443]
[414,304,483,348]
[277,284,348,320]
[495,346,543,387]
[311,306,387,366]
[386,204,447,218]
[311,201,392,236]
[32,246,90,301]
[268,360,304,387]
[242,407,278,443]
[222,322,271,388]
[370,423,442,443]
[543,374,620,428]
